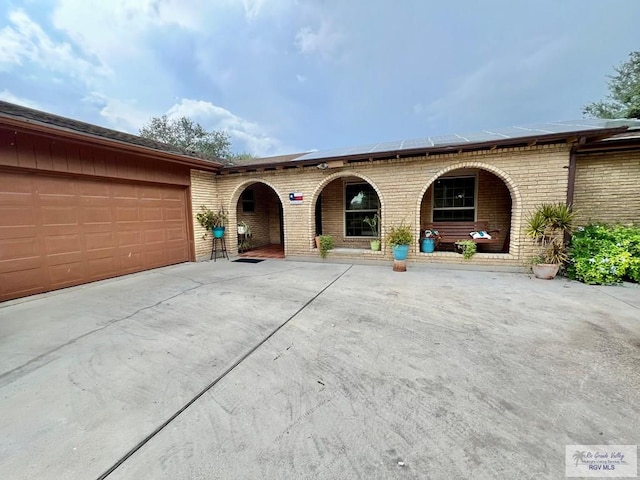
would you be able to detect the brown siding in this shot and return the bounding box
[1,130,190,186]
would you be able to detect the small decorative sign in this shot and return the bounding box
[289,192,304,205]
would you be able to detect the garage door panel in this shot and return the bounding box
[115,206,140,223]
[165,227,187,242]
[40,206,79,226]
[111,183,137,199]
[1,171,190,302]
[81,206,113,224]
[163,207,185,221]
[0,237,40,261]
[0,268,44,298]
[86,257,118,280]
[165,245,189,263]
[0,254,42,275]
[85,231,115,251]
[143,229,166,244]
[49,262,85,287]
[44,233,82,255]
[140,188,162,200]
[117,230,142,247]
[36,176,76,196]
[142,206,163,221]
[75,180,110,197]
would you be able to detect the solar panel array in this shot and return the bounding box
[294,119,640,162]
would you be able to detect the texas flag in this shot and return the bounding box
[289,192,304,204]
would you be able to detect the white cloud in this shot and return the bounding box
[0,89,42,109]
[167,98,289,156]
[295,22,343,59]
[296,74,306,83]
[82,92,152,133]
[0,9,108,81]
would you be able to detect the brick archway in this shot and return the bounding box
[415,162,522,255]
[308,171,385,249]
[229,179,285,256]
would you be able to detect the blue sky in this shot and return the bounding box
[1,1,638,157]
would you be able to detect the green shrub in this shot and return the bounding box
[568,224,640,285]
[386,222,414,246]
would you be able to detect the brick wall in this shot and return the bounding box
[190,170,217,260]
[192,144,571,265]
[573,150,640,226]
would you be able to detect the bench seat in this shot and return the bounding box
[423,221,501,245]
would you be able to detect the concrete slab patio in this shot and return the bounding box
[0,260,638,479]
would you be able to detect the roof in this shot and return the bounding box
[225,152,309,167]
[294,119,640,162]
[0,101,222,170]
[222,119,640,172]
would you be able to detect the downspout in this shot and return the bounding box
[566,147,577,206]
[566,137,584,207]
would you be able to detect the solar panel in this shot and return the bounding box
[294,119,640,162]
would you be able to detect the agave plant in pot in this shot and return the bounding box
[386,221,414,261]
[525,202,575,279]
[363,212,380,251]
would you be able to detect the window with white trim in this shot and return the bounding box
[432,176,475,221]
[345,183,379,237]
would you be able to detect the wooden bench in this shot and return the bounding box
[423,221,501,246]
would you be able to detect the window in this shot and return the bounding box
[432,176,475,221]
[241,189,255,212]
[345,183,379,237]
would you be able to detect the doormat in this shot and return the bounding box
[233,258,265,264]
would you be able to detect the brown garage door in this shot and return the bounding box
[0,170,190,301]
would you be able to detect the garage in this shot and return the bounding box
[0,171,191,301]
[0,101,221,302]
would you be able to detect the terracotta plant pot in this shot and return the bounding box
[532,263,560,280]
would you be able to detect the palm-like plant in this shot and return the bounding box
[525,203,576,265]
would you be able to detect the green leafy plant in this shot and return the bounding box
[567,223,640,285]
[525,203,575,266]
[195,206,228,239]
[386,222,414,246]
[363,212,380,238]
[318,235,334,259]
[456,240,477,260]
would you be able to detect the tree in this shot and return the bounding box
[583,51,640,119]
[139,115,232,158]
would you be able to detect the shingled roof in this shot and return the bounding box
[0,100,223,167]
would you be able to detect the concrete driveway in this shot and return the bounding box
[1,260,639,479]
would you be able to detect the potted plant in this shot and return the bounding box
[386,221,414,260]
[317,235,334,259]
[195,206,228,238]
[363,212,380,251]
[421,229,440,253]
[455,240,477,259]
[237,220,251,236]
[525,202,575,279]
[237,220,252,252]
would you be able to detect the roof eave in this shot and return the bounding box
[0,115,222,172]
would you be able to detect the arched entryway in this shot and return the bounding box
[310,173,383,252]
[232,181,285,258]
[418,165,517,254]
